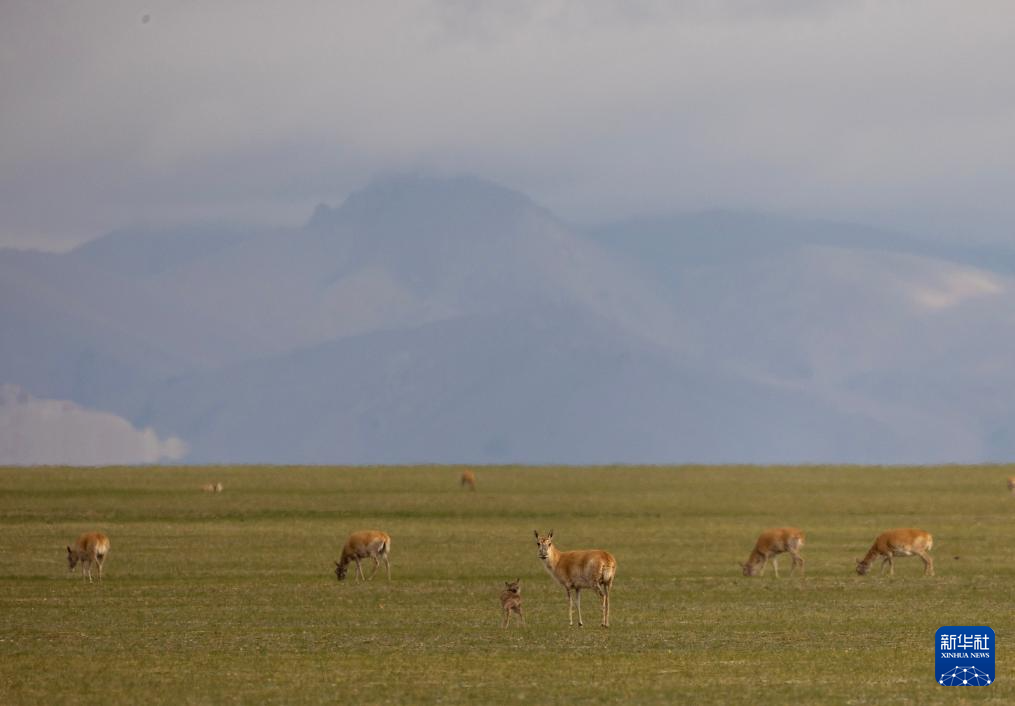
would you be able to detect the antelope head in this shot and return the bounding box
[67,546,78,572]
[534,530,554,560]
[740,561,761,577]
[855,558,871,576]
[334,560,348,581]
[504,579,521,594]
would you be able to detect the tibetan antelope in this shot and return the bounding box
[500,579,524,628]
[334,530,391,582]
[200,482,224,493]
[1008,477,1015,495]
[460,469,477,491]
[67,532,110,582]
[856,528,934,577]
[534,530,616,627]
[740,527,805,577]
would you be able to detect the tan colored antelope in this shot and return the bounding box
[67,532,110,582]
[334,530,391,581]
[500,579,524,628]
[534,530,616,628]
[1008,476,1015,495]
[460,469,477,491]
[740,527,806,578]
[856,528,934,576]
[200,482,224,493]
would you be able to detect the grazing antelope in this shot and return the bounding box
[67,532,110,583]
[856,528,934,577]
[200,482,224,493]
[460,469,477,491]
[1008,477,1015,495]
[740,527,806,578]
[534,530,616,628]
[334,530,391,582]
[500,579,524,628]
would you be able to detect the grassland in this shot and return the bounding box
[1,464,1014,705]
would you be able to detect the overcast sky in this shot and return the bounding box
[2,1,1015,251]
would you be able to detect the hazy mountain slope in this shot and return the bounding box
[139,305,923,464]
[149,175,687,354]
[68,224,266,277]
[4,175,1015,464]
[588,211,1015,273]
[593,213,1015,373]
[0,247,269,414]
[586,214,1015,461]
[0,250,204,407]
[1,175,696,462]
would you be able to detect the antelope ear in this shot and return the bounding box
[335,561,340,567]
[548,529,554,538]
[67,546,72,554]
[533,530,539,540]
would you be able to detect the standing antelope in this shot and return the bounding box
[856,528,934,576]
[200,482,224,493]
[1008,477,1015,495]
[460,470,476,491]
[740,527,806,577]
[334,530,391,582]
[534,530,616,628]
[67,532,110,582]
[500,579,524,628]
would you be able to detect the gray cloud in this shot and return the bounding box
[2,1,1015,249]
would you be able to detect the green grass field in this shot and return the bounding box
[1,465,1013,704]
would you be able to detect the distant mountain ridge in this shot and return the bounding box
[2,174,1014,464]
[587,210,1015,273]
[69,223,267,276]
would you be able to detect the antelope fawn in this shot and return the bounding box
[856,528,934,576]
[460,470,476,491]
[741,527,805,577]
[335,530,391,581]
[534,530,616,627]
[67,532,110,582]
[500,579,524,628]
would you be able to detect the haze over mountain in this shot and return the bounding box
[3,174,1015,464]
